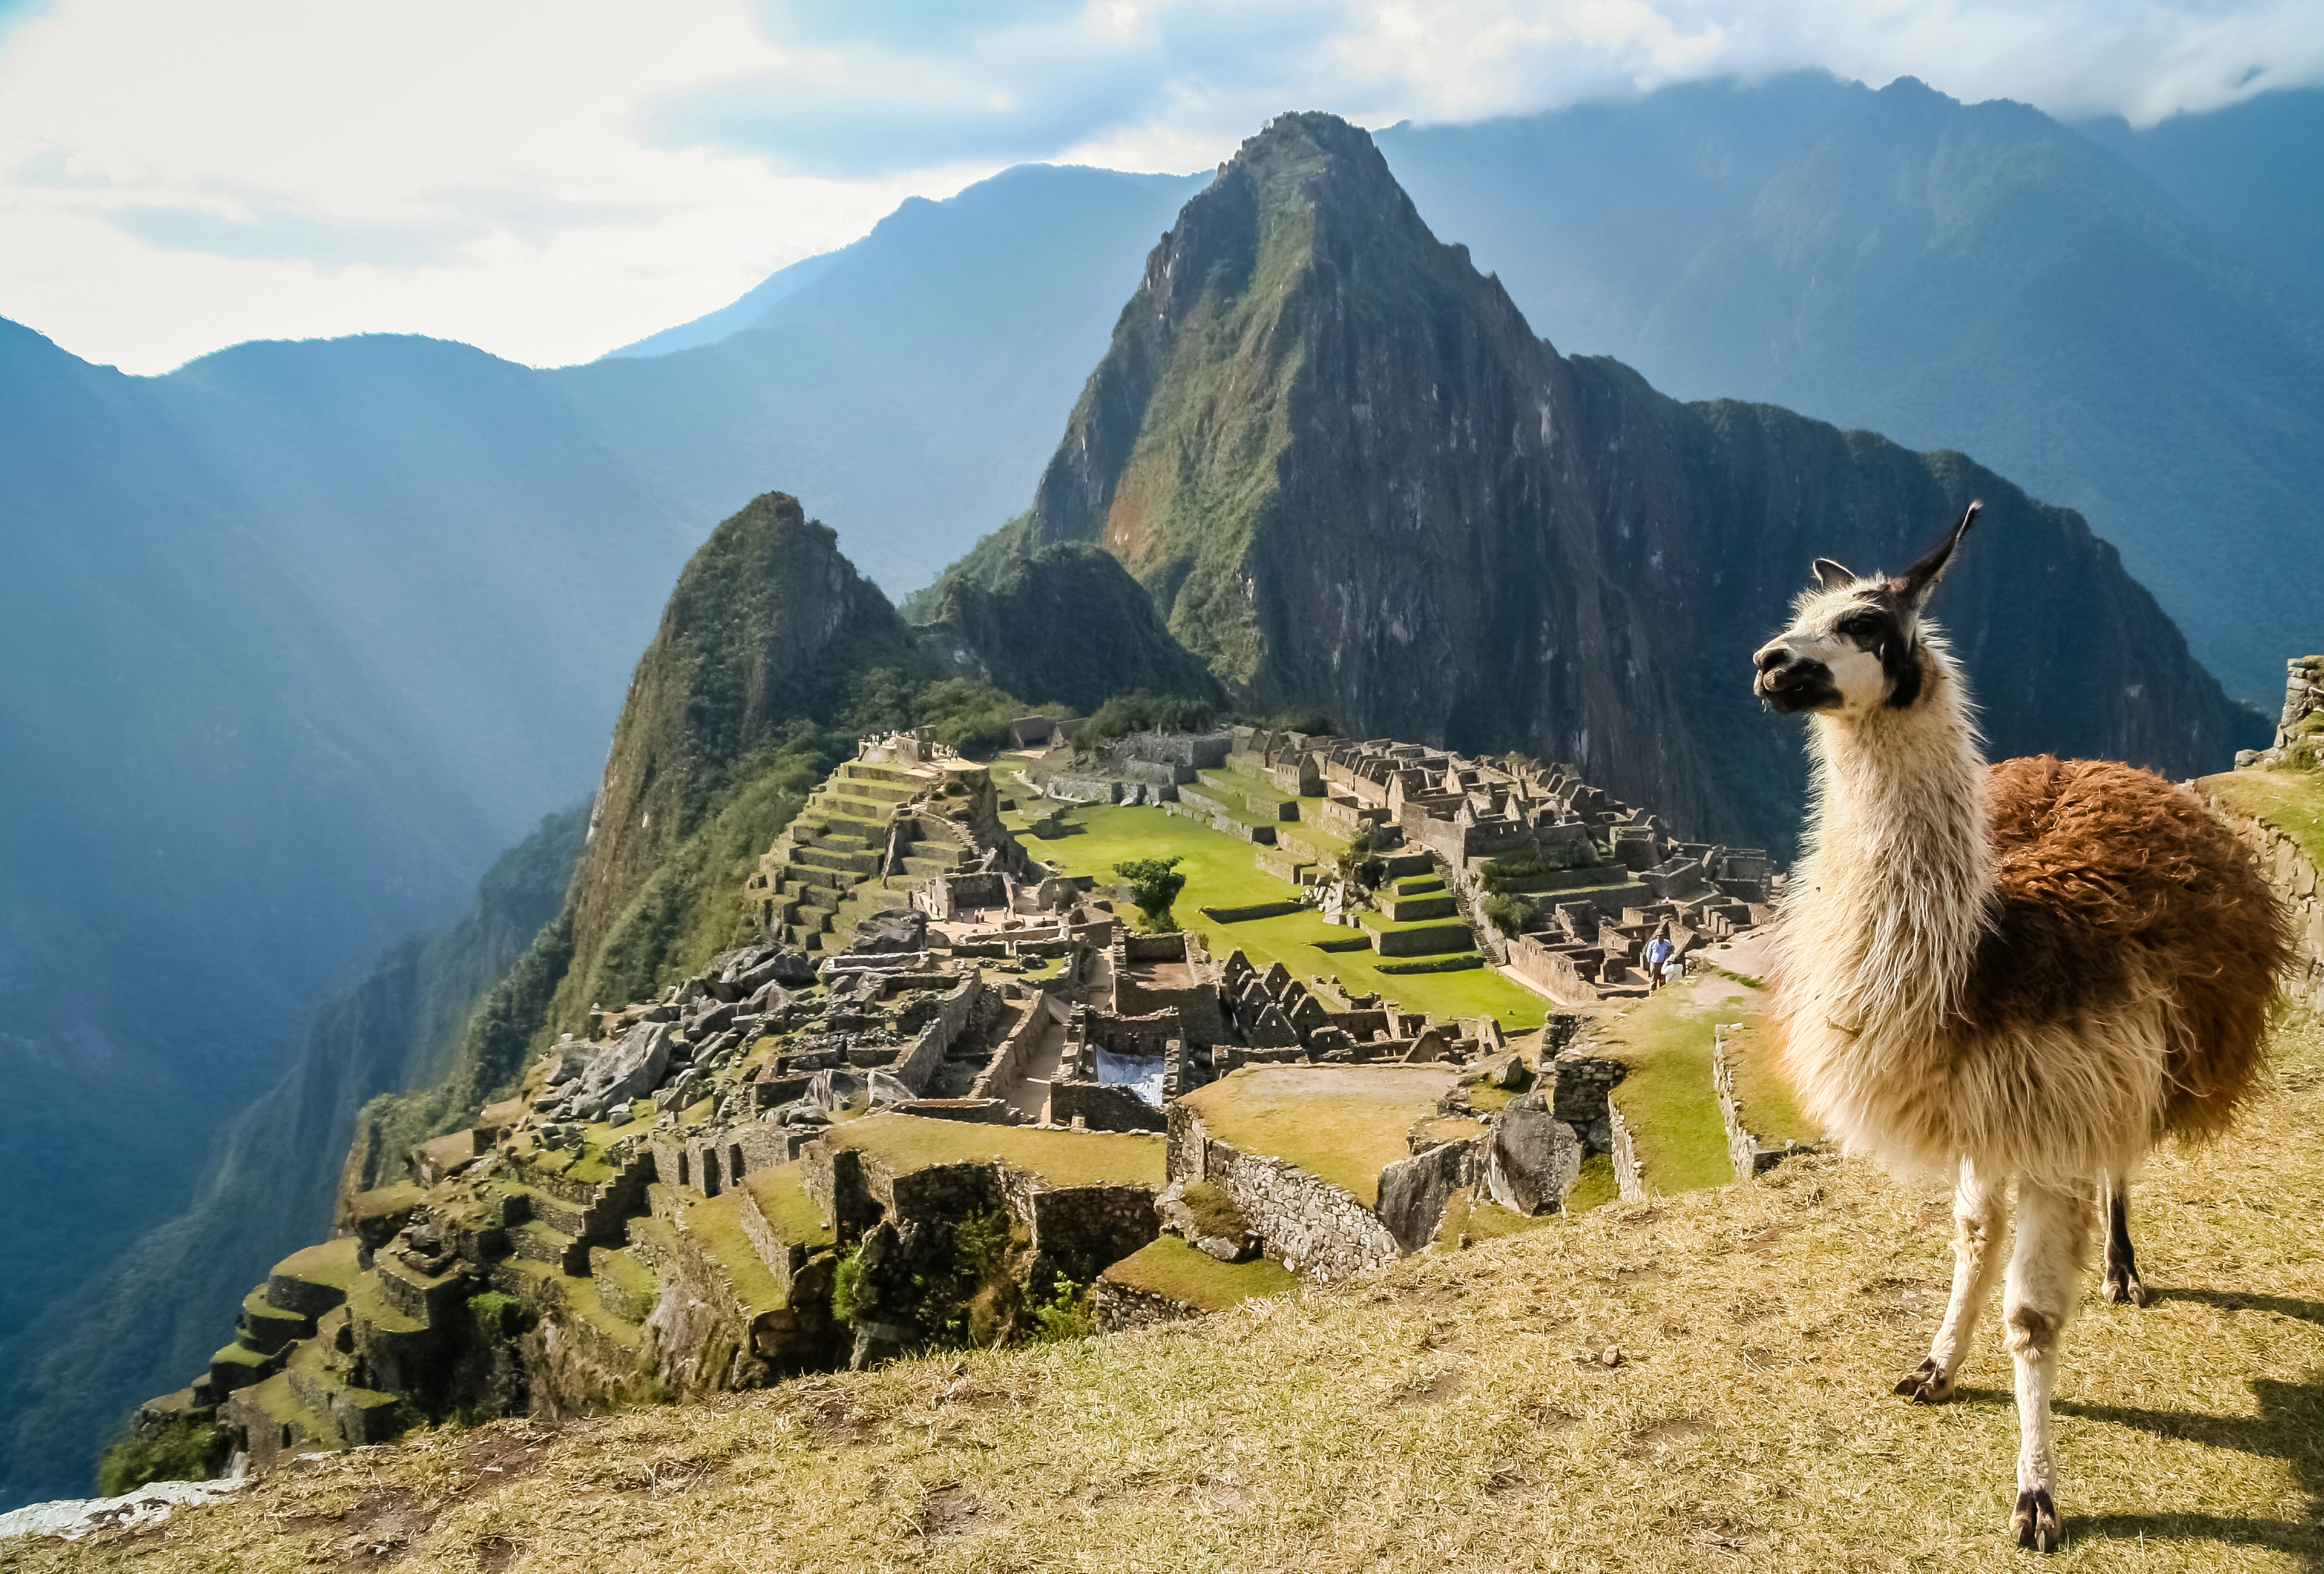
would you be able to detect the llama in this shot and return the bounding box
[1751,502,2286,1551]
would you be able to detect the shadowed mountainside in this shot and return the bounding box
[1019,111,2259,849]
[1375,74,2324,705]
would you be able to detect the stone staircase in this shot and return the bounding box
[745,758,970,952]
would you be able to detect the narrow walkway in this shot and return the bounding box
[1003,1016,1069,1124]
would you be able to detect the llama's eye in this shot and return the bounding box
[1840,614,1881,641]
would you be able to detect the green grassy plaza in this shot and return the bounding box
[991,758,1549,1035]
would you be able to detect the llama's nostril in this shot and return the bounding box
[1757,648,1791,676]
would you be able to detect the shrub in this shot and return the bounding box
[467,1291,526,1337]
[829,1244,865,1324]
[1083,690,1215,742]
[1336,828,1386,893]
[1030,1274,1095,1342]
[96,1418,229,1497]
[1480,891,1533,935]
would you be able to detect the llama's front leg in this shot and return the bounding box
[1895,1156,2004,1403]
[2098,1173,2147,1306]
[2001,1180,2092,1552]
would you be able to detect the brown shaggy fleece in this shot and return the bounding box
[1961,757,2289,1138]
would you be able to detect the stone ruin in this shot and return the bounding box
[128,723,1787,1484]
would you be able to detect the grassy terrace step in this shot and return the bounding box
[240,1371,341,1454]
[1595,987,1751,1197]
[997,797,1548,1033]
[1715,1021,1819,1168]
[345,1270,426,1337]
[741,1162,837,1252]
[1179,1065,1460,1208]
[1392,876,1446,896]
[209,1339,272,1394]
[2202,766,2324,869]
[239,1287,311,1354]
[675,1191,789,1314]
[819,1113,1166,1191]
[590,1248,662,1323]
[266,1237,363,1318]
[1430,1185,1561,1246]
[1102,1236,1296,1312]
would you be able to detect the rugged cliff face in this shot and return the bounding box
[1025,112,2260,848]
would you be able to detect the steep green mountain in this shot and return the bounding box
[1374,74,2324,703]
[1022,111,2257,849]
[550,492,931,1030]
[0,808,582,1510]
[910,527,1225,713]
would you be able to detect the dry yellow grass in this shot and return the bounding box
[19,1021,2324,1572]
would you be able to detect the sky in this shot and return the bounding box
[1,0,2319,375]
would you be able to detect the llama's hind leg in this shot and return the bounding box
[2099,1174,2147,1306]
[1896,1156,2004,1404]
[2001,1179,2093,1552]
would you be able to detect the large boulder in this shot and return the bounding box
[1374,1140,1471,1253]
[852,907,928,955]
[559,1020,673,1120]
[1485,1095,1584,1215]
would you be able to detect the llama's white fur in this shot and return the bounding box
[1773,614,2173,1187]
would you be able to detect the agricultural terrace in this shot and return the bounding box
[1594,980,1756,1196]
[990,758,1551,1034]
[1101,1234,1296,1312]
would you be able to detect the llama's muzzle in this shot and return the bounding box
[1754,645,1835,713]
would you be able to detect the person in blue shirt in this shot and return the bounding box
[1642,920,1673,989]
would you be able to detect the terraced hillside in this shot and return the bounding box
[34,1012,2324,1570]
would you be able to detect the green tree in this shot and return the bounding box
[1114,857,1187,930]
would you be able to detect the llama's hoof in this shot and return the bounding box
[2012,1486,2061,1552]
[2101,1265,2149,1307]
[1892,1357,1957,1404]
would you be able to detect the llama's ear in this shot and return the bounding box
[1898,501,1982,608]
[1810,558,1855,591]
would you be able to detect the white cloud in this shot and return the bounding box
[0,0,2316,374]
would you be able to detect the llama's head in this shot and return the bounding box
[1753,502,1981,720]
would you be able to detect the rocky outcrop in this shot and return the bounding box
[1483,1096,1583,1214]
[913,535,1224,713]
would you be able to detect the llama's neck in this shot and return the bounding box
[1784,638,1992,1031]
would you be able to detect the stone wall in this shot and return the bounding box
[1549,1046,1626,1153]
[1052,1078,1167,1133]
[1166,1105,1401,1280]
[1093,1276,1200,1332]
[999,1167,1160,1264]
[891,972,985,1095]
[1606,1101,1646,1204]
[2207,792,2324,1014]
[970,989,1058,1100]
